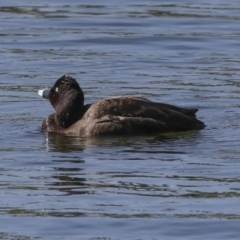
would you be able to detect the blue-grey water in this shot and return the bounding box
[1,0,240,239]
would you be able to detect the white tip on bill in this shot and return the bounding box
[38,88,50,99]
[38,89,44,97]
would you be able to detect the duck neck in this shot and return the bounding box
[55,97,84,129]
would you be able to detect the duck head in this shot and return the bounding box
[38,75,84,129]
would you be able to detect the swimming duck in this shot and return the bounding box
[38,75,205,136]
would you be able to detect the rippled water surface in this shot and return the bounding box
[1,0,240,239]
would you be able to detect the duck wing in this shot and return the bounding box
[88,96,204,132]
[90,115,167,136]
[91,97,168,120]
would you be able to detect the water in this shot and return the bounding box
[1,0,240,239]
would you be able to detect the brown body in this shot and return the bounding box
[39,76,205,137]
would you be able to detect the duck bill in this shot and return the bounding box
[38,88,50,99]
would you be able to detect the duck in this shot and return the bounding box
[38,75,205,137]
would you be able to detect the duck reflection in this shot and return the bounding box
[50,174,90,196]
[42,131,202,197]
[43,130,201,152]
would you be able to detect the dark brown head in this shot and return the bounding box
[38,75,84,129]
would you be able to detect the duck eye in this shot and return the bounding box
[55,87,59,92]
